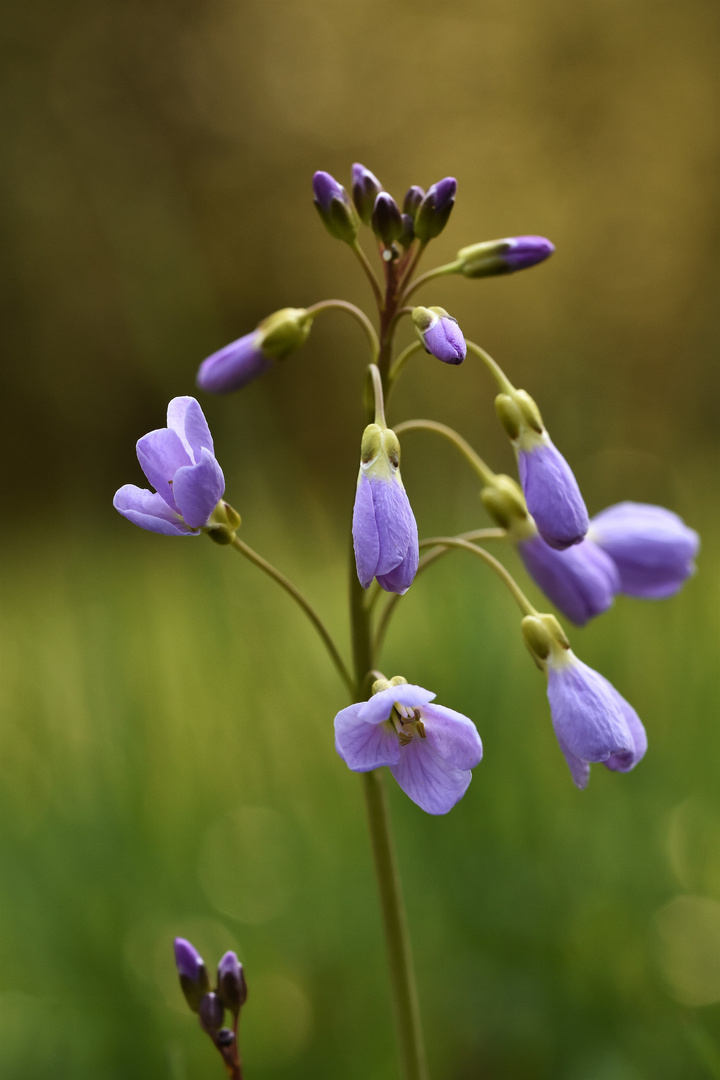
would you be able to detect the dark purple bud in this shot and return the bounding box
[403,185,425,219]
[352,163,383,224]
[215,1028,236,1049]
[174,938,211,1012]
[414,177,457,242]
[399,214,415,249]
[312,171,358,244]
[371,192,403,246]
[457,236,555,278]
[198,992,225,1034]
[217,951,248,1013]
[412,306,466,364]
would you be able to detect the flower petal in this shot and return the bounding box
[136,428,191,508]
[555,735,591,790]
[334,705,400,770]
[167,396,215,461]
[370,476,416,577]
[352,473,381,588]
[390,741,472,814]
[518,440,589,549]
[421,703,483,771]
[196,333,271,394]
[518,534,619,626]
[375,508,419,594]
[172,448,225,529]
[358,684,435,725]
[113,485,196,536]
[601,678,647,773]
[547,659,633,762]
[590,502,699,599]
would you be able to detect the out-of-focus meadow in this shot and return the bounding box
[1,0,719,1076]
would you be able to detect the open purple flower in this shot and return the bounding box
[588,502,699,599]
[517,437,589,549]
[353,424,419,594]
[412,306,466,365]
[518,532,619,626]
[114,397,224,536]
[547,655,646,789]
[334,679,483,814]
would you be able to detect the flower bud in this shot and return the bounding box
[399,214,415,250]
[372,192,403,246]
[403,185,425,219]
[198,992,225,1034]
[479,474,530,533]
[456,236,555,278]
[197,309,313,394]
[352,163,383,224]
[174,938,211,1012]
[412,306,466,365]
[413,178,457,242]
[217,951,248,1013]
[312,171,359,243]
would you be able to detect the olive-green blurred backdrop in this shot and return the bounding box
[1,0,719,1077]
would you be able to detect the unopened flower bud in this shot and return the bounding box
[456,236,555,278]
[352,163,383,224]
[403,185,424,219]
[198,992,225,1034]
[414,178,457,242]
[313,171,359,243]
[197,309,313,394]
[174,938,211,1012]
[372,192,403,246]
[217,951,248,1013]
[480,474,531,534]
[412,306,466,365]
[399,214,415,249]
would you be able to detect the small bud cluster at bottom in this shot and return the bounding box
[174,939,248,1068]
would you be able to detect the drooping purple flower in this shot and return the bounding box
[547,656,646,789]
[114,397,224,536]
[312,170,358,243]
[414,177,457,242]
[457,236,555,278]
[412,306,466,364]
[352,424,419,594]
[197,331,270,393]
[517,438,589,549]
[588,502,699,599]
[518,532,619,626]
[174,937,211,1011]
[352,163,383,224]
[334,679,483,814]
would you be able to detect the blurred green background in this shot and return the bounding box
[1,0,719,1076]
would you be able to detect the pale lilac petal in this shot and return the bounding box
[334,705,400,770]
[167,396,214,460]
[547,660,633,763]
[172,448,225,529]
[423,318,466,364]
[358,684,435,725]
[590,502,699,599]
[421,704,483,771]
[518,534,619,625]
[370,477,416,577]
[556,735,591,790]
[196,333,271,394]
[352,474,380,589]
[601,678,647,773]
[518,441,589,550]
[376,507,419,594]
[113,485,195,536]
[390,741,471,815]
[136,428,191,508]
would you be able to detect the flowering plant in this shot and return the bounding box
[115,164,698,1079]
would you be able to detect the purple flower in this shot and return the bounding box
[114,397,224,536]
[518,533,619,626]
[414,177,457,242]
[352,163,383,224]
[353,424,419,594]
[174,938,211,1011]
[334,679,483,814]
[547,656,646,789]
[518,438,589,549]
[312,170,358,243]
[457,236,555,278]
[412,306,466,364]
[197,331,270,393]
[588,502,699,599]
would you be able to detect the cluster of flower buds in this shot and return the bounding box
[174,939,247,1071]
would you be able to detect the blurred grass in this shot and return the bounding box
[1,482,719,1078]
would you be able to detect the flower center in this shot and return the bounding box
[391,705,427,747]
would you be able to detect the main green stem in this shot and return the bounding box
[349,562,428,1080]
